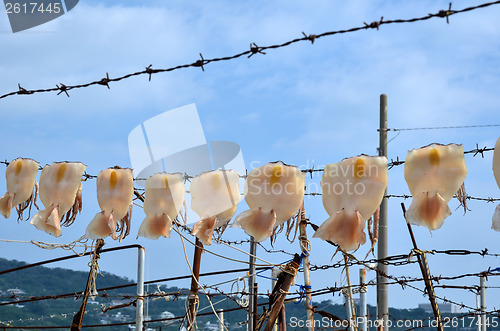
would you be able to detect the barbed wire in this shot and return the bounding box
[1,1,500,100]
[0,143,494,183]
[2,246,499,308]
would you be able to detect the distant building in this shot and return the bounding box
[160,311,175,319]
[418,303,461,313]
[7,288,25,295]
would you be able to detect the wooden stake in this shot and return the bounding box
[343,255,357,331]
[263,254,301,331]
[298,203,314,331]
[187,238,204,331]
[401,203,443,331]
[71,239,105,330]
[278,304,287,331]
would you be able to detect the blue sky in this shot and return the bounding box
[1,0,500,313]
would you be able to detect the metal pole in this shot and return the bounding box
[359,269,368,331]
[248,236,257,331]
[187,238,204,331]
[480,275,486,331]
[299,203,314,331]
[136,247,145,331]
[377,93,389,331]
[218,309,224,331]
[476,293,481,331]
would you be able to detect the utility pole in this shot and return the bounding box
[377,94,389,331]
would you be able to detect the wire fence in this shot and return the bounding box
[0,144,498,328]
[2,1,500,329]
[1,225,500,329]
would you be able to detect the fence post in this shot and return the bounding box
[401,203,442,331]
[480,275,486,331]
[263,254,301,331]
[299,203,314,331]
[218,309,224,331]
[136,246,145,331]
[187,238,204,331]
[71,239,105,330]
[344,255,356,331]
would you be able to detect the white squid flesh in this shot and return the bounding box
[404,143,467,230]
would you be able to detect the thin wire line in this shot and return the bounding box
[392,124,500,131]
[172,225,275,267]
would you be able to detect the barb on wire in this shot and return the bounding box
[2,1,500,100]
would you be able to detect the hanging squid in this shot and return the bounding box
[137,172,185,239]
[492,138,500,231]
[0,158,39,221]
[30,162,86,237]
[190,169,241,245]
[85,167,134,241]
[404,143,467,230]
[233,161,305,242]
[313,155,388,251]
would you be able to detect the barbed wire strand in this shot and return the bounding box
[1,1,500,100]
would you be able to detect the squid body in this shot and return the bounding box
[404,143,467,230]
[190,169,241,245]
[85,168,134,241]
[30,162,86,237]
[0,158,39,220]
[313,155,388,251]
[233,161,305,242]
[137,172,185,239]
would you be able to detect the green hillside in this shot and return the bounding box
[0,257,476,330]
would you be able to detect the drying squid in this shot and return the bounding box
[313,155,388,251]
[190,169,240,245]
[404,143,467,230]
[233,161,305,242]
[0,158,39,220]
[492,138,500,231]
[85,167,134,241]
[30,162,86,237]
[137,172,185,239]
